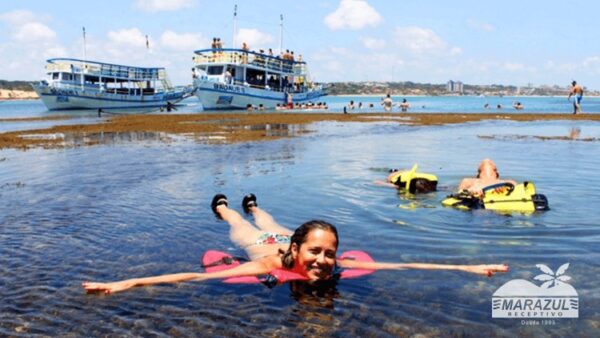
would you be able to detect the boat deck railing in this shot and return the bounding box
[42,81,172,96]
[193,48,307,76]
[46,58,167,81]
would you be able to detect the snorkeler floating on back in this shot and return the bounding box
[457,159,517,196]
[82,194,508,294]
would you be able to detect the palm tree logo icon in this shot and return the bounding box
[534,263,571,288]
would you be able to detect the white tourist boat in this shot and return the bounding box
[192,48,325,110]
[32,58,194,111]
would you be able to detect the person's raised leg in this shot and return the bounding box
[212,194,263,247]
[242,193,293,236]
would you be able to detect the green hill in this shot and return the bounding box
[0,80,35,92]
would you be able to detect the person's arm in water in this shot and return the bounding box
[374,180,400,188]
[338,259,508,277]
[457,178,475,192]
[82,255,281,294]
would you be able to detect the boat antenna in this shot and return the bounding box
[82,26,87,91]
[232,4,237,48]
[82,26,87,62]
[279,14,283,54]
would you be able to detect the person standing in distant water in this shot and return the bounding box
[381,94,393,111]
[399,98,410,112]
[568,80,584,114]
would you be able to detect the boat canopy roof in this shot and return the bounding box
[193,48,308,76]
[45,58,167,81]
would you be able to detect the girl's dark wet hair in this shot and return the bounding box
[279,220,339,269]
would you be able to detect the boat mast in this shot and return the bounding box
[279,14,283,54]
[232,4,237,48]
[82,26,87,91]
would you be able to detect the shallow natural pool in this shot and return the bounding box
[1,118,599,336]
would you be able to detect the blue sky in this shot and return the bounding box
[1,0,600,89]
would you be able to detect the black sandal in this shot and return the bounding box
[242,193,257,214]
[211,194,228,218]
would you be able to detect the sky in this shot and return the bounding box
[2,0,600,89]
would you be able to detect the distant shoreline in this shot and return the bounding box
[0,89,38,100]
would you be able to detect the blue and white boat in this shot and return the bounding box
[192,48,325,110]
[32,58,194,111]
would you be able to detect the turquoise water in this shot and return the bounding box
[325,95,600,113]
[1,100,599,336]
[3,94,600,122]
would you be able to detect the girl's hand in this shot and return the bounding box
[82,280,133,294]
[463,264,509,277]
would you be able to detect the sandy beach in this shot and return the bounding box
[1,112,598,150]
[0,89,38,100]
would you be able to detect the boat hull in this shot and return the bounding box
[32,83,191,111]
[194,80,325,110]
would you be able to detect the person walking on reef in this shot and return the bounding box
[568,80,584,114]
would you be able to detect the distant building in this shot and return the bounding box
[447,80,464,94]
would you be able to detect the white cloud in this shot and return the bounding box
[134,0,196,12]
[160,31,208,51]
[235,28,274,50]
[466,19,494,32]
[0,10,37,25]
[583,56,600,67]
[393,26,459,56]
[360,36,385,49]
[503,62,525,71]
[449,47,462,56]
[324,0,383,30]
[1,10,56,43]
[14,22,56,41]
[107,28,147,48]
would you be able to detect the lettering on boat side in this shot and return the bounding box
[213,83,246,94]
[492,263,579,320]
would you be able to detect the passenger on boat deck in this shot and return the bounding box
[258,104,265,111]
[216,38,223,49]
[348,100,355,110]
[369,103,374,108]
[246,104,254,111]
[81,193,509,294]
[224,69,233,84]
[268,48,274,56]
[211,37,217,49]
[242,42,249,51]
[358,102,363,109]
[381,94,393,111]
[457,159,517,196]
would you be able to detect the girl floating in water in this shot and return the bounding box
[83,194,508,294]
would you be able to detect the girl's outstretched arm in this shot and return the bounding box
[83,256,280,294]
[338,259,508,277]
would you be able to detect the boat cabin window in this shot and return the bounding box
[52,73,59,80]
[62,73,73,81]
[246,68,266,87]
[207,66,224,75]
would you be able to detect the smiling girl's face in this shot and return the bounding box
[292,228,338,281]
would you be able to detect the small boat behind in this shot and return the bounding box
[192,48,326,110]
[32,58,194,111]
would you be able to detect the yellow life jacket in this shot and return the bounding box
[389,164,438,194]
[442,181,549,212]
